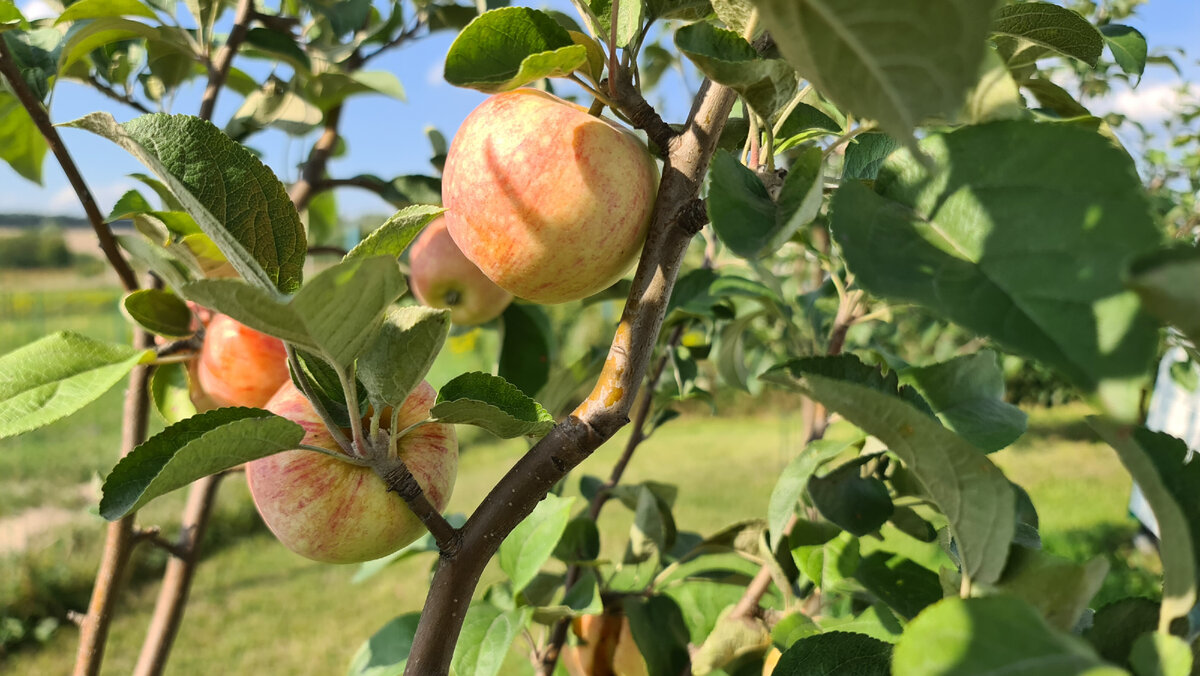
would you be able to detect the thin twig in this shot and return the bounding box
[197,0,254,121]
[85,75,154,115]
[0,41,140,292]
[133,473,224,676]
[609,75,678,156]
[73,326,154,676]
[377,458,460,554]
[728,287,863,621]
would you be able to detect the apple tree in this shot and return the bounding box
[1,0,1199,674]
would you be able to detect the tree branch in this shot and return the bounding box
[132,474,223,676]
[404,78,737,676]
[73,327,155,676]
[610,75,678,156]
[376,458,461,554]
[84,75,153,115]
[197,0,254,121]
[0,40,140,293]
[288,104,344,212]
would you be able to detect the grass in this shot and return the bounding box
[1,403,1158,674]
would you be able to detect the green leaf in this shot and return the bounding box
[553,516,600,562]
[1101,24,1147,80]
[243,27,311,72]
[691,605,771,675]
[808,455,894,536]
[587,0,643,48]
[180,279,315,349]
[65,112,307,295]
[623,595,691,676]
[0,92,48,184]
[767,436,858,549]
[109,189,156,221]
[988,546,1109,632]
[100,407,305,519]
[674,22,798,121]
[149,361,196,425]
[774,102,840,153]
[1083,598,1160,666]
[4,28,63,103]
[0,1,28,29]
[499,303,552,398]
[289,349,367,428]
[57,0,156,22]
[1129,633,1192,676]
[116,234,192,290]
[626,484,671,562]
[752,0,997,144]
[431,372,555,438]
[348,613,420,676]
[358,306,451,408]
[121,288,193,338]
[774,632,892,675]
[992,2,1104,67]
[1088,419,1200,630]
[841,132,898,181]
[59,17,164,70]
[1127,247,1200,348]
[764,359,1014,585]
[707,149,776,259]
[450,603,531,676]
[892,596,1125,676]
[290,256,407,368]
[0,332,153,440]
[830,121,1159,419]
[345,205,443,261]
[707,147,824,260]
[966,48,1025,124]
[900,351,1027,453]
[854,551,942,620]
[498,493,575,591]
[444,7,588,92]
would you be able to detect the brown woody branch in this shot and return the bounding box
[610,76,678,157]
[73,327,155,676]
[377,458,461,554]
[403,75,737,675]
[0,40,140,293]
[288,104,344,212]
[133,474,224,675]
[197,0,255,121]
[134,526,189,559]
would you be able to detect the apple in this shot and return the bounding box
[409,217,513,325]
[562,612,648,676]
[441,88,659,305]
[195,313,290,409]
[246,379,458,563]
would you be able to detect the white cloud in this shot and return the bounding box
[48,180,136,216]
[19,0,55,20]
[1092,82,1200,123]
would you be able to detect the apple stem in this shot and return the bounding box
[297,444,371,465]
[376,458,460,554]
[393,417,435,442]
[336,363,370,457]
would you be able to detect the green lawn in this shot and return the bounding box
[2,404,1157,674]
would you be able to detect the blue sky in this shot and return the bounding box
[1,0,1197,220]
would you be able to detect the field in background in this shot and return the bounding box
[0,269,1163,673]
